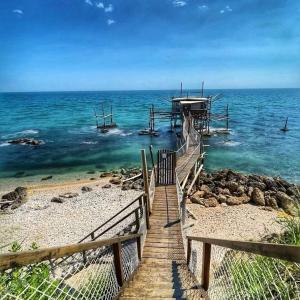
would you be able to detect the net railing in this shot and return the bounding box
[0,235,141,300]
[148,168,155,211]
[187,237,300,300]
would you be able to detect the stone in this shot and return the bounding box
[226,196,243,206]
[226,181,239,193]
[248,181,266,191]
[89,178,96,180]
[247,186,254,198]
[251,188,265,206]
[263,177,278,191]
[203,197,218,207]
[81,186,92,193]
[275,191,296,215]
[221,203,228,207]
[265,197,278,209]
[193,190,206,198]
[235,185,245,196]
[8,138,43,146]
[110,177,122,185]
[122,184,131,191]
[51,197,65,203]
[132,183,143,190]
[286,186,300,198]
[102,184,112,188]
[190,196,204,205]
[200,185,211,194]
[100,172,112,178]
[220,188,231,196]
[59,192,79,198]
[41,175,53,181]
[1,186,28,210]
[217,194,227,203]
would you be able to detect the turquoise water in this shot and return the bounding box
[0,89,299,183]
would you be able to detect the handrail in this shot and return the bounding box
[79,193,143,242]
[187,236,300,264]
[0,233,142,271]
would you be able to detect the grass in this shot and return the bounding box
[229,205,300,299]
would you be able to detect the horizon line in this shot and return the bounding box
[1,87,300,93]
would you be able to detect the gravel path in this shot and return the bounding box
[186,203,283,241]
[0,179,141,253]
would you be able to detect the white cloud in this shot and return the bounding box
[85,0,93,6]
[107,19,115,25]
[220,9,225,14]
[96,2,104,8]
[104,4,114,12]
[172,0,187,7]
[12,9,23,15]
[199,5,208,10]
[226,5,233,12]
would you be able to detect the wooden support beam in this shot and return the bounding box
[113,242,124,287]
[141,149,150,214]
[187,238,192,266]
[202,243,211,291]
[187,164,203,195]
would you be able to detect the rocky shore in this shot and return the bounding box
[188,169,299,216]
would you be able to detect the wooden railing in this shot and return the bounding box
[79,193,144,243]
[186,235,300,292]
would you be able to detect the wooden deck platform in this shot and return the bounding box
[119,186,205,299]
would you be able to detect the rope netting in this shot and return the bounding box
[188,241,300,300]
[0,239,139,300]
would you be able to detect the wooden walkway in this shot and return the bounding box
[176,145,199,184]
[119,186,204,299]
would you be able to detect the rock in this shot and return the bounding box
[221,203,228,207]
[203,197,218,207]
[265,197,278,209]
[8,138,43,146]
[102,184,112,188]
[251,188,265,206]
[235,185,245,196]
[247,186,254,198]
[110,177,122,185]
[200,185,211,194]
[263,177,278,191]
[190,196,204,205]
[226,195,246,206]
[275,177,292,189]
[248,181,266,191]
[59,192,79,198]
[193,190,206,198]
[89,177,96,180]
[226,181,239,193]
[51,197,65,203]
[217,194,227,203]
[261,207,273,211]
[286,186,300,198]
[86,170,95,174]
[41,175,53,181]
[275,191,296,215]
[100,172,112,178]
[81,186,92,193]
[132,183,143,190]
[220,188,231,196]
[1,187,28,210]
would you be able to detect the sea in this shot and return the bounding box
[0,89,299,184]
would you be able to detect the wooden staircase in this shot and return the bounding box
[119,186,205,299]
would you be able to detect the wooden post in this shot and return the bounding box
[187,238,192,266]
[180,81,183,96]
[202,243,211,291]
[149,145,156,180]
[135,208,140,232]
[141,149,149,201]
[110,105,113,124]
[113,242,124,287]
[82,250,87,264]
[136,236,142,260]
[182,192,187,225]
[201,81,204,97]
[143,194,150,230]
[90,232,95,241]
[102,103,106,127]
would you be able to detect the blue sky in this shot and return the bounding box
[0,0,299,91]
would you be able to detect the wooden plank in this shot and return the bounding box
[0,233,142,271]
[187,236,300,264]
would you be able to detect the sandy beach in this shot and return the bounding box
[0,175,142,253]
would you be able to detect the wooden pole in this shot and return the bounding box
[102,103,106,127]
[149,145,156,180]
[187,238,192,266]
[180,82,183,96]
[94,109,99,128]
[182,192,187,225]
[136,236,142,260]
[201,81,204,97]
[143,194,150,229]
[110,105,113,124]
[141,149,150,203]
[113,242,124,287]
[202,243,211,291]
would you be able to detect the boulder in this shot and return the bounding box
[51,197,65,204]
[59,192,79,198]
[220,188,231,196]
[275,191,296,215]
[102,184,112,189]
[217,194,227,203]
[248,181,266,191]
[226,181,239,193]
[110,177,122,185]
[286,186,300,198]
[122,184,131,191]
[41,175,53,181]
[247,186,254,198]
[226,194,249,206]
[190,196,204,205]
[265,197,278,209]
[81,186,92,193]
[203,197,218,207]
[1,187,28,210]
[100,172,112,178]
[193,190,206,198]
[251,188,265,206]
[200,185,211,194]
[263,177,278,191]
[235,185,245,196]
[8,138,43,146]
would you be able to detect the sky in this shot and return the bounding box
[0,0,300,92]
